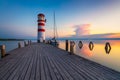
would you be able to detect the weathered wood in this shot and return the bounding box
[0,45,6,58]
[70,41,75,55]
[27,40,29,45]
[0,43,120,80]
[65,40,69,51]
[24,41,27,47]
[18,42,21,48]
[43,40,45,43]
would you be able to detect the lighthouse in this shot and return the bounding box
[37,13,46,43]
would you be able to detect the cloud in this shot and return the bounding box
[73,24,91,37]
[83,33,120,38]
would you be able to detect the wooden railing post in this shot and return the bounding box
[24,41,27,47]
[66,40,69,51]
[0,45,6,58]
[18,42,21,48]
[70,41,75,55]
[43,40,45,43]
[28,40,29,45]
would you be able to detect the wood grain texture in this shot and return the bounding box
[0,43,120,80]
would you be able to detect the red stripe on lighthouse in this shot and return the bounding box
[38,29,45,32]
[38,23,45,26]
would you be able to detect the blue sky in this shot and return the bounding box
[0,0,120,39]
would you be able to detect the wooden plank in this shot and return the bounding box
[43,56,52,80]
[43,45,86,80]
[23,47,35,80]
[43,53,57,80]
[29,47,38,80]
[13,46,33,80]
[46,55,74,80]
[35,46,41,80]
[0,48,26,80]
[47,49,88,80]
[39,46,46,80]
[0,43,120,80]
[17,46,34,80]
[6,48,30,80]
[43,48,72,80]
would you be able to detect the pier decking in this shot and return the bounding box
[0,43,120,80]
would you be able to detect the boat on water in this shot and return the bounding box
[49,38,59,47]
[49,12,59,47]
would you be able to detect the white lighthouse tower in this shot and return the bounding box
[37,13,46,43]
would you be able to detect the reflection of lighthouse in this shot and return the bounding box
[37,13,46,43]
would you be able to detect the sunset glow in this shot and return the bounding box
[0,0,120,39]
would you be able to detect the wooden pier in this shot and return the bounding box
[0,43,120,80]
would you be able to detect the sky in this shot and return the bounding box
[0,0,120,39]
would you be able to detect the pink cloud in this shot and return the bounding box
[73,24,91,36]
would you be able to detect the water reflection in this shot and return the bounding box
[88,41,94,51]
[76,43,93,57]
[59,40,120,72]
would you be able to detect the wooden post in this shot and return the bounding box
[70,41,75,55]
[24,41,27,47]
[28,40,29,45]
[0,45,6,58]
[43,40,45,43]
[18,42,21,48]
[66,40,69,51]
[70,41,73,55]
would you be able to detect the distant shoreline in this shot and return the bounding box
[0,39,25,41]
[57,38,120,40]
[0,38,120,41]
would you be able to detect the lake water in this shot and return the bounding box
[59,40,120,72]
[0,40,120,72]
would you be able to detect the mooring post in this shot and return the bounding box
[66,40,69,51]
[18,42,21,48]
[70,41,75,55]
[24,41,27,47]
[43,40,45,43]
[0,45,6,58]
[28,40,29,45]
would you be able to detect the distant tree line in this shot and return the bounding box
[0,38,25,41]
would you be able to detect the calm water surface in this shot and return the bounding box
[59,40,120,72]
